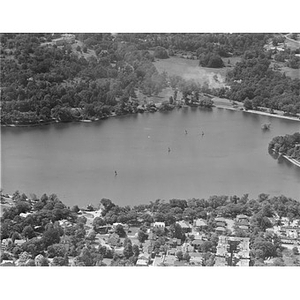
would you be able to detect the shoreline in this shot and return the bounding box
[2,96,300,128]
[282,155,300,168]
[212,97,300,122]
[271,148,300,168]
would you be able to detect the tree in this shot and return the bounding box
[183,252,191,262]
[87,231,97,241]
[244,98,253,110]
[22,225,35,240]
[169,223,184,240]
[137,230,148,243]
[200,241,214,253]
[176,250,183,261]
[292,247,299,255]
[93,217,106,232]
[252,238,277,259]
[272,257,285,266]
[42,225,61,247]
[132,244,140,257]
[115,224,126,238]
[47,244,67,258]
[153,47,169,59]
[123,238,133,259]
[71,205,80,213]
[52,255,69,266]
[77,247,94,266]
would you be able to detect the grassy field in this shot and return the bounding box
[153,56,241,89]
[135,87,176,104]
[280,66,300,80]
[270,61,300,80]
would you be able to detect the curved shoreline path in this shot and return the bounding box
[212,97,300,122]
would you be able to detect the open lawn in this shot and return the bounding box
[153,56,241,89]
[271,61,300,80]
[282,248,300,266]
[135,87,176,104]
[280,66,300,80]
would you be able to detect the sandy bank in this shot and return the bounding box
[213,97,300,122]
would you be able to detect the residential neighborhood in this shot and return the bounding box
[1,191,300,267]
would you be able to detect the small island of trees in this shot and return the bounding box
[269,132,300,163]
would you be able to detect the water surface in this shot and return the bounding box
[1,107,300,207]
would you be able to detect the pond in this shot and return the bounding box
[1,107,300,207]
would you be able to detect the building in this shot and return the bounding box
[152,222,165,229]
[176,220,192,233]
[215,217,227,228]
[236,214,250,223]
[193,219,208,231]
[181,242,194,253]
[280,226,299,239]
[215,226,226,234]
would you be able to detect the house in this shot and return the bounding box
[236,214,250,224]
[193,219,208,231]
[136,259,148,266]
[112,223,129,231]
[1,238,12,251]
[176,220,192,233]
[96,225,112,234]
[20,212,32,218]
[59,219,73,228]
[280,237,300,245]
[168,249,176,256]
[181,242,194,253]
[0,260,15,266]
[167,238,181,248]
[14,239,26,247]
[152,222,165,229]
[238,224,250,231]
[215,227,226,234]
[174,260,188,266]
[136,254,150,266]
[189,252,203,265]
[215,217,227,227]
[148,232,158,241]
[114,247,124,255]
[235,215,250,230]
[280,226,300,239]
